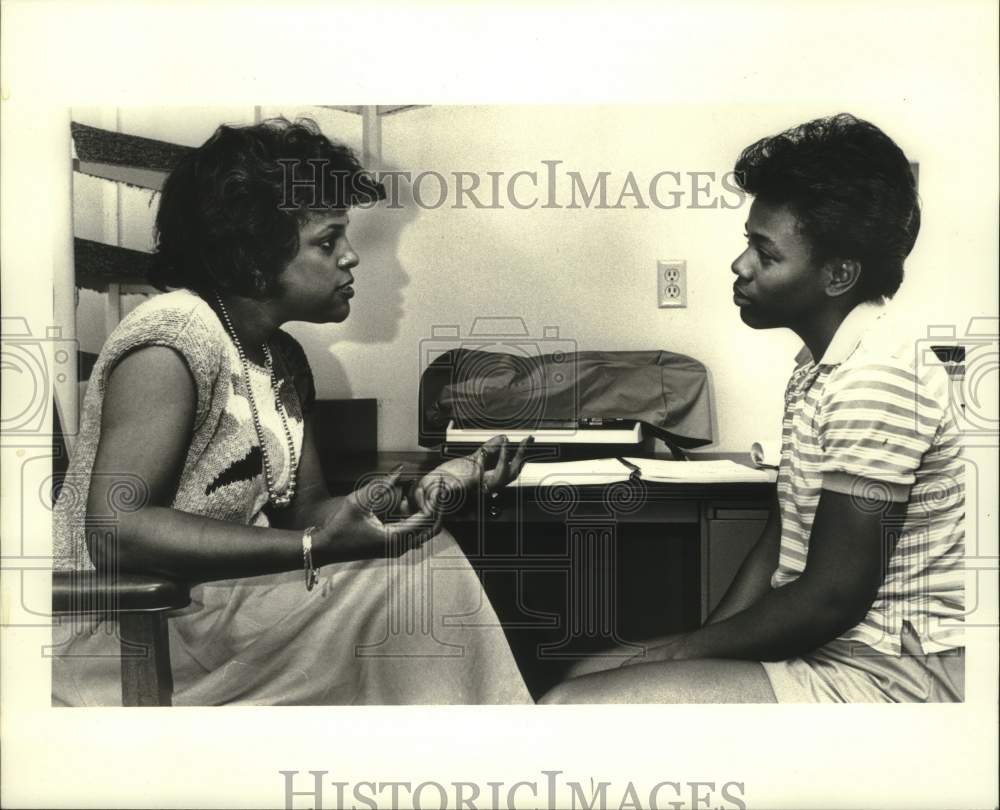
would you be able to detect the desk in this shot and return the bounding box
[326,452,776,697]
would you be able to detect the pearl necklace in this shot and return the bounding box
[215,293,298,508]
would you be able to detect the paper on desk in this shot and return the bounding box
[623,457,774,483]
[509,458,632,488]
[509,457,774,487]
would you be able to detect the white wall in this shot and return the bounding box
[72,103,998,451]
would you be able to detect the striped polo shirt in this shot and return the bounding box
[772,300,965,655]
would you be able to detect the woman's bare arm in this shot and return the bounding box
[86,346,438,582]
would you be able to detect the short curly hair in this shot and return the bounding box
[734,113,920,301]
[151,117,385,297]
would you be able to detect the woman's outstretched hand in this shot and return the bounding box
[313,466,444,563]
[410,435,532,515]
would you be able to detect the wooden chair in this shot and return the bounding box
[49,397,188,706]
[51,572,191,706]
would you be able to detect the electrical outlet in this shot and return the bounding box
[657,260,687,308]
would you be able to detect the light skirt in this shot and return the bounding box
[52,530,532,706]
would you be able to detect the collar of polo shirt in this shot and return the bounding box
[794,299,888,367]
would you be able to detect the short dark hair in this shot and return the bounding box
[151,117,384,297]
[734,113,920,301]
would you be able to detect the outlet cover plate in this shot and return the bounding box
[658,260,687,308]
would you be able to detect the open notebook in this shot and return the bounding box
[509,457,774,487]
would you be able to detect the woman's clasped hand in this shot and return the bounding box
[409,434,532,515]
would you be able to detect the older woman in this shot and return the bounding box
[52,117,531,705]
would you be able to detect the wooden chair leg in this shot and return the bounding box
[118,613,174,706]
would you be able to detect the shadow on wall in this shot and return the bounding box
[296,161,420,397]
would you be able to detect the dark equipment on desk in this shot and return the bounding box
[418,349,713,460]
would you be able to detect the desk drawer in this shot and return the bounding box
[702,500,771,620]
